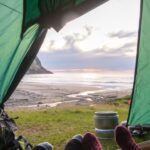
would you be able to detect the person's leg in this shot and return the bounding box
[64,134,83,150]
[82,133,103,150]
[115,125,142,150]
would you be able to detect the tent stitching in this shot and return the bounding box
[0,2,22,14]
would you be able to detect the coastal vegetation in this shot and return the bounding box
[7,97,133,150]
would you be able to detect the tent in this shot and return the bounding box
[0,0,108,107]
[1,0,150,130]
[127,0,150,129]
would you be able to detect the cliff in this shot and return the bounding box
[27,57,52,74]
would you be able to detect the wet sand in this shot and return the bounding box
[6,81,132,108]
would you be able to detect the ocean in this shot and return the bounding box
[22,72,134,91]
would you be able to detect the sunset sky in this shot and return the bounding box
[38,0,140,73]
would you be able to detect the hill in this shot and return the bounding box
[27,57,52,74]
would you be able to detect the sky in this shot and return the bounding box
[38,0,140,73]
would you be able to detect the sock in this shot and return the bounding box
[32,142,53,150]
[32,146,45,150]
[82,133,103,150]
[115,125,142,150]
[64,135,83,150]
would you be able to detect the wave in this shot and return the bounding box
[23,73,133,90]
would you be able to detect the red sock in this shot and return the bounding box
[82,133,103,150]
[115,125,142,150]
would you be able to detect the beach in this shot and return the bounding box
[6,79,132,108]
[5,74,133,150]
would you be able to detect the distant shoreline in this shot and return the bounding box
[6,81,132,109]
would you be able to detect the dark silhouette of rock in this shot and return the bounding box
[27,57,52,74]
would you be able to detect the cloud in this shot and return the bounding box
[86,41,137,57]
[40,25,94,52]
[120,42,136,50]
[63,25,94,49]
[38,39,136,71]
[108,30,137,38]
[39,28,137,71]
[38,50,136,71]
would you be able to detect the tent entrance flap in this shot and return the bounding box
[0,0,109,107]
[127,0,150,127]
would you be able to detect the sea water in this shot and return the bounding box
[22,72,134,91]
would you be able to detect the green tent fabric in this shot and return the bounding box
[0,0,108,107]
[127,0,150,127]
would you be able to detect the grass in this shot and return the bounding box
[7,98,150,150]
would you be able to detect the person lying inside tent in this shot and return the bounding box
[32,125,150,150]
[63,125,142,150]
[0,111,149,150]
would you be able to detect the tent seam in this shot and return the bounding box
[0,2,22,14]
